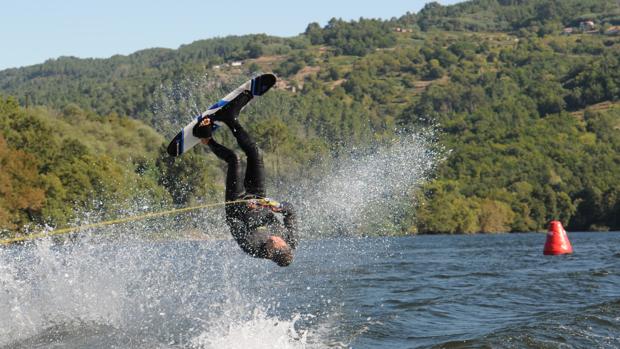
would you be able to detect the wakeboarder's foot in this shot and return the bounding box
[211,90,253,122]
[193,117,213,139]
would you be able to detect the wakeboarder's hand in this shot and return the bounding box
[257,198,282,212]
[199,117,212,127]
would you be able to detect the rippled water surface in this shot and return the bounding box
[1,232,619,348]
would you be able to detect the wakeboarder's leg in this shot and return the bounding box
[207,139,243,201]
[217,96,266,197]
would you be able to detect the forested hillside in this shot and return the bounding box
[401,0,620,32]
[1,0,620,236]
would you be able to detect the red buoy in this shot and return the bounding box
[543,220,573,255]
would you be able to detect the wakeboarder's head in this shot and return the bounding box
[265,236,293,267]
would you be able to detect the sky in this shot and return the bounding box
[0,0,462,70]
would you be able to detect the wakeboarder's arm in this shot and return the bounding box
[279,202,298,249]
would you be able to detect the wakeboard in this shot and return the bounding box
[166,73,276,157]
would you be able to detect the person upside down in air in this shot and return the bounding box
[192,92,297,267]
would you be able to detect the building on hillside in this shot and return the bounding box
[231,61,243,67]
[605,26,620,36]
[561,27,574,35]
[394,27,413,33]
[580,21,595,31]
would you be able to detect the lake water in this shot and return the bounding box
[1,232,619,348]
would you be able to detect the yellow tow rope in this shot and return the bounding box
[0,199,250,246]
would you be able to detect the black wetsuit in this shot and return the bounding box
[208,119,297,258]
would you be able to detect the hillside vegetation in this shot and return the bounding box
[1,0,620,236]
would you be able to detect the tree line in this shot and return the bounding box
[1,0,620,235]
